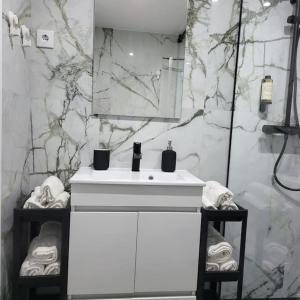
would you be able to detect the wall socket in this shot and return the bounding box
[36,29,54,49]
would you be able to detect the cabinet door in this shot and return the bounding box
[135,212,201,293]
[68,212,138,296]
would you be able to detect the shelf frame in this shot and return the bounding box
[13,201,70,300]
[197,206,248,300]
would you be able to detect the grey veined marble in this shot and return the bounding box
[28,0,239,186]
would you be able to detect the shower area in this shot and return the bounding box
[226,0,300,298]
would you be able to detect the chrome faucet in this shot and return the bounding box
[132,142,142,172]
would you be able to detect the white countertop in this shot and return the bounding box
[70,167,205,187]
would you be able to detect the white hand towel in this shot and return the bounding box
[202,195,218,210]
[207,226,233,263]
[23,195,44,209]
[31,186,42,198]
[219,259,238,271]
[44,262,61,275]
[29,222,61,264]
[40,176,64,205]
[47,192,70,209]
[29,237,59,265]
[206,262,220,271]
[220,200,239,211]
[204,181,234,207]
[20,256,44,276]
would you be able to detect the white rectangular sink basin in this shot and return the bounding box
[70,167,204,187]
[70,167,204,209]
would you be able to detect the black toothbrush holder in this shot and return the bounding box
[93,149,110,170]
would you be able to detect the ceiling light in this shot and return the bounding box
[129,52,134,56]
[212,0,219,2]
[263,0,271,7]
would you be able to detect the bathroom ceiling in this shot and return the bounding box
[94,0,188,35]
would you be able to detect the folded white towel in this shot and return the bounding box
[40,176,64,205]
[23,195,44,209]
[47,192,70,209]
[203,181,237,210]
[29,222,61,264]
[32,186,42,198]
[206,262,220,271]
[204,181,234,206]
[207,226,233,263]
[202,195,218,210]
[44,262,61,275]
[220,200,239,211]
[219,259,238,271]
[20,256,44,276]
[29,237,59,265]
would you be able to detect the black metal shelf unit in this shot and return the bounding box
[197,206,248,300]
[13,202,70,300]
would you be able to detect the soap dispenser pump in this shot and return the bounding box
[161,141,176,172]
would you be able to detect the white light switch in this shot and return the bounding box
[37,29,54,49]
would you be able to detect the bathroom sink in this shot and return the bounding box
[70,167,204,187]
[70,167,204,209]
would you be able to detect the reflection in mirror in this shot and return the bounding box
[92,0,188,119]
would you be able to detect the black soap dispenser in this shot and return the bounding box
[161,141,176,172]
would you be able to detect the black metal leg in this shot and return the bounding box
[237,278,243,300]
[60,284,67,300]
[197,213,209,300]
[60,213,70,300]
[237,217,247,300]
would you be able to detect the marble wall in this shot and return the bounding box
[28,0,239,189]
[1,0,32,298]
[225,0,300,298]
[93,28,185,118]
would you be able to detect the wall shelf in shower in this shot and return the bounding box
[262,124,300,135]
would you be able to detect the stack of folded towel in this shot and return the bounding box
[20,222,61,276]
[23,176,70,209]
[202,181,238,210]
[206,225,238,272]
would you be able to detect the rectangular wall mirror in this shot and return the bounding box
[92,0,188,119]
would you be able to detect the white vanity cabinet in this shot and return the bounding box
[68,212,138,295]
[67,168,205,300]
[135,212,201,293]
